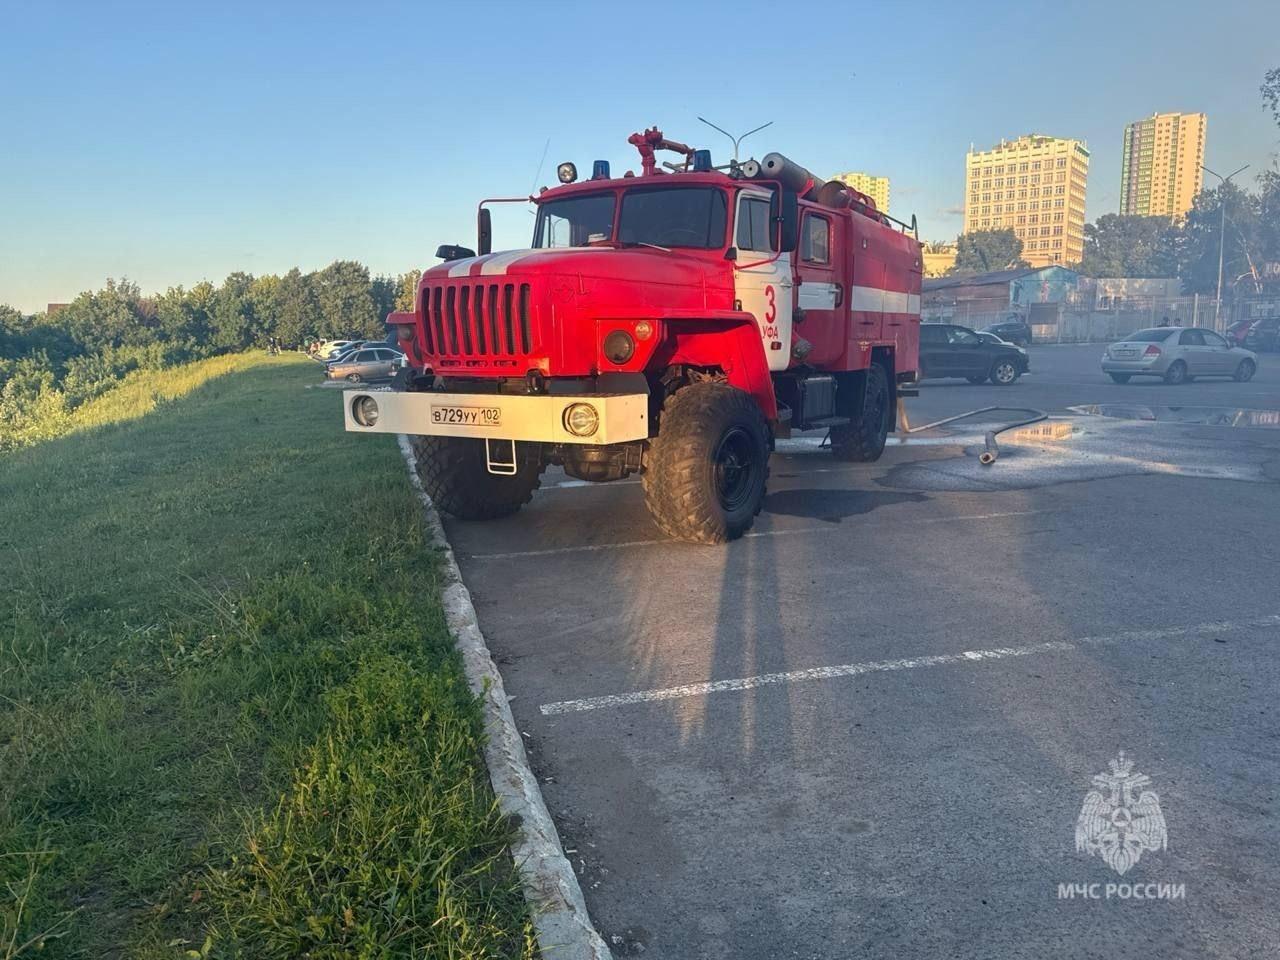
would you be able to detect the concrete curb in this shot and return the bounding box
[397,435,613,960]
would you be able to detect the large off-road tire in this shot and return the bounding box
[642,382,770,544]
[412,436,543,520]
[829,363,890,462]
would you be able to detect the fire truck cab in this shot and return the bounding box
[345,129,922,544]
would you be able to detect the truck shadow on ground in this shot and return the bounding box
[763,488,928,523]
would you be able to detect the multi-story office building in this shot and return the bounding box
[1119,112,1207,219]
[963,134,1089,267]
[832,171,890,213]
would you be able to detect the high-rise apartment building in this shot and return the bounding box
[1119,112,1206,219]
[832,171,890,213]
[963,134,1089,267]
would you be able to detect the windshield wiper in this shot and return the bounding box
[619,241,672,253]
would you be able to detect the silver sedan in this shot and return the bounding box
[326,346,404,383]
[1100,327,1257,384]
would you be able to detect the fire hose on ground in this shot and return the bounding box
[897,406,1049,465]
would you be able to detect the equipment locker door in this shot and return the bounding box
[794,210,844,367]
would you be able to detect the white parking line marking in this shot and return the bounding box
[465,510,1048,560]
[539,615,1280,715]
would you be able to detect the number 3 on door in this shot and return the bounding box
[764,284,776,323]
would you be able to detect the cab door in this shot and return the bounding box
[733,190,793,371]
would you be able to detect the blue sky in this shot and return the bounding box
[2,0,1277,313]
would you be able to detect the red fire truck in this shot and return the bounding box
[344,128,922,543]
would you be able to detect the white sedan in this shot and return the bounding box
[1101,327,1257,384]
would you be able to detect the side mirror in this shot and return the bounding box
[771,189,799,253]
[436,244,476,262]
[478,208,492,255]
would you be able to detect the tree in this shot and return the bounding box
[275,268,319,347]
[155,284,213,356]
[249,274,282,339]
[951,229,1027,273]
[1177,182,1263,294]
[209,272,258,349]
[314,260,377,338]
[395,269,422,312]
[56,278,148,351]
[1262,67,1280,129]
[370,275,398,332]
[0,305,22,349]
[1080,215,1180,278]
[1257,168,1280,270]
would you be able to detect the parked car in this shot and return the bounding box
[980,317,1033,346]
[918,323,1029,385]
[327,340,391,364]
[326,346,405,382]
[1244,316,1280,352]
[975,331,1011,346]
[1100,327,1256,384]
[315,340,360,361]
[1224,319,1253,347]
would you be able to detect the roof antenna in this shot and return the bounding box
[697,117,773,163]
[529,136,551,195]
[526,136,551,215]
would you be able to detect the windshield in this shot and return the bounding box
[533,194,614,248]
[618,188,727,248]
[532,186,728,250]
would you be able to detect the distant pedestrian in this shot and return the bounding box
[1158,316,1170,327]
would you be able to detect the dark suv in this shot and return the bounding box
[980,317,1033,346]
[1244,317,1280,352]
[919,323,1030,385]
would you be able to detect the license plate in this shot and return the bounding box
[430,404,502,427]
[1114,349,1137,357]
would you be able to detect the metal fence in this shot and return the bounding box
[925,294,1276,343]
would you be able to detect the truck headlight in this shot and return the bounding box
[562,402,599,437]
[352,395,379,427]
[603,330,635,364]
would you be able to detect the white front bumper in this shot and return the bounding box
[342,390,649,445]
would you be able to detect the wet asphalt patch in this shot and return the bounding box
[1070,403,1280,429]
[874,416,1280,492]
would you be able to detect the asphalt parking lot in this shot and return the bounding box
[442,344,1280,959]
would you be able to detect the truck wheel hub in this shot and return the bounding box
[714,428,756,511]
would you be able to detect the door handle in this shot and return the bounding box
[778,278,794,288]
[833,286,844,308]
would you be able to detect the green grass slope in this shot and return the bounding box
[0,354,532,958]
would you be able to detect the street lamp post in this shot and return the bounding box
[697,117,773,164]
[1200,164,1249,330]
